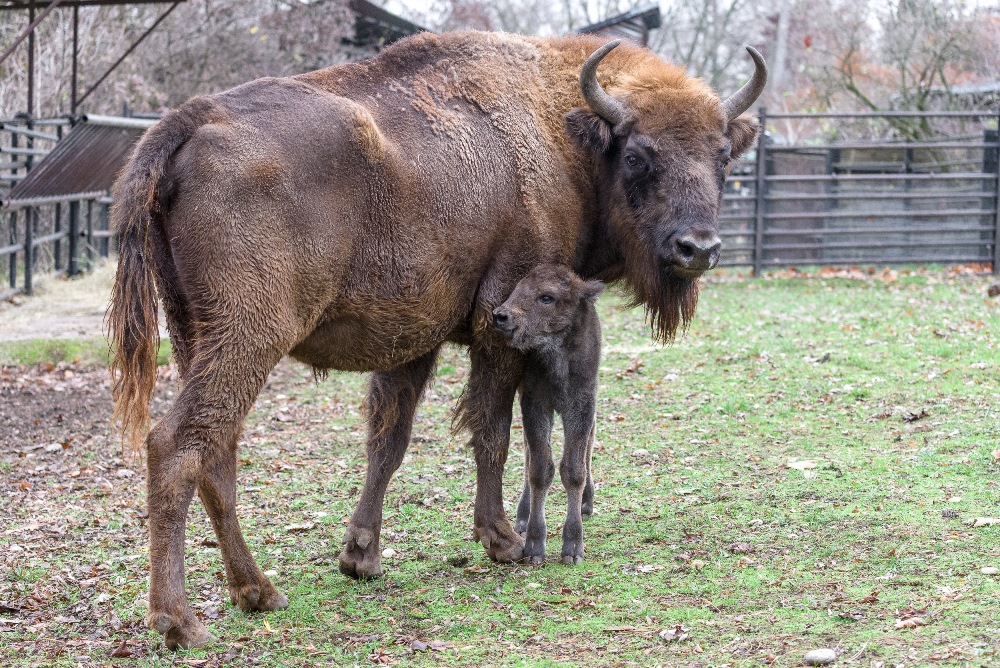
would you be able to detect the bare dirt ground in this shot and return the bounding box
[0,264,166,342]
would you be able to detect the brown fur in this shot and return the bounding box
[493,265,604,565]
[107,31,763,648]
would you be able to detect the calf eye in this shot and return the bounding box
[538,294,555,304]
[625,153,640,169]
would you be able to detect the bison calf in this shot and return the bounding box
[492,265,604,564]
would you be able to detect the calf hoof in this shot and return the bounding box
[513,517,528,536]
[523,536,546,565]
[581,502,594,519]
[149,609,216,651]
[230,579,288,612]
[339,526,382,580]
[474,522,524,563]
[561,541,584,565]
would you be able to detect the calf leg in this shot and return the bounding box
[520,384,555,564]
[513,447,531,535]
[456,345,524,562]
[339,347,439,579]
[582,419,596,518]
[560,401,596,565]
[147,340,284,650]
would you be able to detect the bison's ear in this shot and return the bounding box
[581,279,606,302]
[565,108,614,154]
[727,115,760,159]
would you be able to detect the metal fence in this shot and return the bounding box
[1,115,141,300]
[722,109,1000,274]
[2,110,999,299]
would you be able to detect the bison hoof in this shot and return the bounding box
[149,609,216,651]
[230,579,288,613]
[339,526,383,580]
[560,554,584,565]
[513,517,528,536]
[581,503,594,519]
[474,523,524,563]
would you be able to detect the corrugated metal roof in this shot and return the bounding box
[2,115,154,207]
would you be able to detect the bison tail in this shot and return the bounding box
[106,98,225,458]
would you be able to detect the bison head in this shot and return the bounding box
[565,41,766,341]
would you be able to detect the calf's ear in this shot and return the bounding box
[565,108,614,154]
[727,115,760,159]
[581,279,606,302]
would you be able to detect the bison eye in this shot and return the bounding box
[538,294,555,304]
[625,153,640,169]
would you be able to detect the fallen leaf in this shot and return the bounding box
[902,409,929,422]
[284,522,315,533]
[895,616,928,628]
[109,642,133,658]
[786,460,817,470]
[970,517,999,527]
[659,624,690,642]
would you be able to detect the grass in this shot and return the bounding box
[0,338,172,366]
[2,268,1000,666]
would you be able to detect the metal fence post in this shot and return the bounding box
[8,210,18,291]
[85,199,94,269]
[68,200,79,276]
[24,207,33,295]
[994,107,1000,275]
[753,107,768,276]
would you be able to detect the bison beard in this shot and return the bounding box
[624,246,701,343]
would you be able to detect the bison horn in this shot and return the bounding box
[722,46,768,122]
[580,40,628,127]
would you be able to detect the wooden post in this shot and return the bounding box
[753,107,768,276]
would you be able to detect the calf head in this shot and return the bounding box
[565,40,766,341]
[493,264,605,352]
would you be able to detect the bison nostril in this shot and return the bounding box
[493,311,508,326]
[673,234,723,270]
[675,238,697,261]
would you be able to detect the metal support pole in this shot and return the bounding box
[99,202,110,257]
[0,0,64,69]
[71,4,79,114]
[27,2,35,121]
[24,208,33,295]
[753,107,768,276]
[85,199,94,269]
[68,200,79,277]
[76,2,183,107]
[54,124,64,269]
[993,107,1000,275]
[8,211,18,290]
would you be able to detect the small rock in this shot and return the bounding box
[632,448,650,457]
[263,569,278,578]
[803,648,837,665]
[941,508,960,519]
[381,547,396,558]
[981,566,998,575]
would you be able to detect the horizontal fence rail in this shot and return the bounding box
[721,108,1000,274]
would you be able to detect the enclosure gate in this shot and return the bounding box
[721,110,1000,274]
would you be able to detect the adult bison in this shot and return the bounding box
[108,31,765,648]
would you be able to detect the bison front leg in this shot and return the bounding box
[519,384,555,564]
[559,402,596,565]
[460,345,524,563]
[339,347,440,580]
